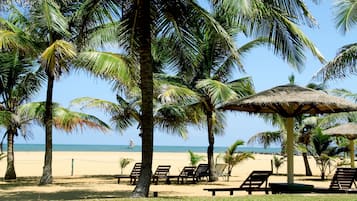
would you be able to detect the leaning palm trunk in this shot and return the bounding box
[39,74,54,185]
[207,111,218,182]
[5,130,16,180]
[302,152,312,176]
[132,0,153,197]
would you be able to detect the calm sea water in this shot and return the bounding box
[10,144,281,154]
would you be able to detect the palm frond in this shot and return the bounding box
[41,39,76,77]
[75,51,134,89]
[334,0,357,34]
[313,43,357,81]
[30,0,70,37]
[196,79,238,105]
[247,131,283,148]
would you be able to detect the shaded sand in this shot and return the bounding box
[0,151,337,200]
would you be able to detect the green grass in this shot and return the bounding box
[69,195,357,201]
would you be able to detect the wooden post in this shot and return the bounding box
[71,158,74,176]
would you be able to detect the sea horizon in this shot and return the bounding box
[5,143,281,154]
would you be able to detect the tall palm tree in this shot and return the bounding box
[314,0,357,80]
[0,52,44,180]
[0,10,44,180]
[109,1,241,197]
[25,0,121,185]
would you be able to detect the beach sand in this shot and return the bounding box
[0,151,336,200]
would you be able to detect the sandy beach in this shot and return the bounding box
[0,151,336,200]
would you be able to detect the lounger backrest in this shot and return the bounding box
[153,165,171,177]
[329,168,357,189]
[194,164,209,178]
[240,170,272,189]
[179,166,196,177]
[130,162,142,177]
[215,164,227,176]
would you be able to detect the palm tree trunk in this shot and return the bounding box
[207,111,218,182]
[5,130,16,180]
[302,152,312,176]
[39,74,54,185]
[132,0,153,197]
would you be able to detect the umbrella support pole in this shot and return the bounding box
[350,140,355,168]
[285,118,294,184]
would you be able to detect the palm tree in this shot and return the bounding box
[0,52,44,180]
[74,1,238,196]
[314,0,357,81]
[273,155,286,175]
[0,5,45,180]
[310,128,346,180]
[222,140,254,181]
[23,0,121,185]
[188,150,205,166]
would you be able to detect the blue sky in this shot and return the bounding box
[16,1,357,147]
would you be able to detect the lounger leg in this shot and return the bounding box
[117,178,120,184]
[230,190,233,195]
[212,191,216,196]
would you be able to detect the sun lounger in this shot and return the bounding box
[204,170,272,196]
[215,163,228,181]
[167,164,209,184]
[166,166,197,184]
[152,165,171,185]
[114,162,141,184]
[313,167,357,193]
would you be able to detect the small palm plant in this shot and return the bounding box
[223,140,254,181]
[273,155,286,175]
[119,158,133,174]
[188,150,205,166]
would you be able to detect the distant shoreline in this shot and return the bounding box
[4,143,281,154]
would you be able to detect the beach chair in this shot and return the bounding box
[152,165,171,185]
[215,163,228,181]
[204,170,272,196]
[171,164,209,184]
[166,166,197,184]
[114,162,141,184]
[313,167,357,193]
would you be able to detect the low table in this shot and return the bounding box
[270,183,314,194]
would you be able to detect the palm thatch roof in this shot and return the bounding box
[324,122,357,140]
[220,84,357,117]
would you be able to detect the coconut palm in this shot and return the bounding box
[314,0,357,80]
[0,52,44,180]
[310,128,346,180]
[165,0,326,182]
[0,5,46,180]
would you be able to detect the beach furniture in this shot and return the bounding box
[204,170,272,196]
[312,167,357,193]
[167,164,209,184]
[152,165,171,185]
[166,166,197,184]
[114,162,141,184]
[215,163,228,181]
[193,163,209,182]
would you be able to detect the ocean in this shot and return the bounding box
[10,144,281,154]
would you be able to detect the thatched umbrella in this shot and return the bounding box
[323,122,357,168]
[220,84,357,184]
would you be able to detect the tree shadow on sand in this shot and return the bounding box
[0,175,132,201]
